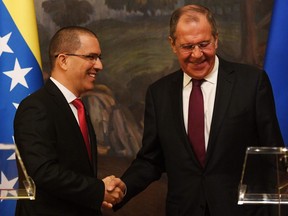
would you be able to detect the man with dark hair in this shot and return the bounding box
[114,5,284,216]
[14,26,125,216]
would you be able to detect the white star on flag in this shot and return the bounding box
[0,172,18,198]
[0,32,14,56]
[7,152,16,160]
[13,102,19,109]
[3,58,32,91]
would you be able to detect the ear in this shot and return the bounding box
[214,34,219,50]
[56,54,68,70]
[168,36,177,54]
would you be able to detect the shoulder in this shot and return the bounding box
[218,57,271,89]
[218,56,268,82]
[17,80,58,111]
[219,57,264,74]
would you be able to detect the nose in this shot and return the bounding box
[190,45,203,58]
[93,58,103,70]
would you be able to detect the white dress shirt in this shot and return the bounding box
[50,77,79,123]
[182,56,219,150]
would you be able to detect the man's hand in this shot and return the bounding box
[102,175,126,209]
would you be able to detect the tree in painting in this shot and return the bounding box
[105,0,178,15]
[42,0,93,27]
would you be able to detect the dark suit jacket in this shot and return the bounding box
[115,58,284,216]
[14,79,104,216]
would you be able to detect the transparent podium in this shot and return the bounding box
[238,147,288,215]
[0,144,35,200]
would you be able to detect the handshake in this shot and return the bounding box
[102,175,126,209]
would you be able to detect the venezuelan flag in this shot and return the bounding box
[0,0,43,215]
[264,0,288,146]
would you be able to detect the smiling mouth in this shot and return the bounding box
[191,57,206,64]
[88,72,96,78]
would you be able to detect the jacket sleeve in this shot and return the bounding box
[114,86,165,210]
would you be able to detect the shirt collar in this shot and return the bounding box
[183,56,219,87]
[50,77,77,103]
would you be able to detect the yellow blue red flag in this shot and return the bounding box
[264,0,288,146]
[0,0,43,215]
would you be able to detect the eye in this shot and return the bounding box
[95,54,102,60]
[86,55,95,61]
[90,54,102,61]
[182,44,194,50]
[198,42,210,48]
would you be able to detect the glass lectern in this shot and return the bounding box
[0,144,35,200]
[238,147,288,215]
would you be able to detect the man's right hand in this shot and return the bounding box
[102,175,126,209]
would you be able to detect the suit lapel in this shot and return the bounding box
[45,79,79,131]
[45,79,96,173]
[169,70,200,163]
[169,71,185,136]
[206,59,235,163]
[83,99,98,175]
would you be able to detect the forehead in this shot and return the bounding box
[178,12,210,29]
[175,13,212,40]
[78,34,101,53]
[175,14,212,37]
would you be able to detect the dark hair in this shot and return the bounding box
[49,26,98,68]
[169,5,218,42]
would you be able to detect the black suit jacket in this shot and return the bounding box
[116,58,284,216]
[14,79,104,216]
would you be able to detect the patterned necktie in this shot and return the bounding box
[72,98,91,161]
[188,79,205,167]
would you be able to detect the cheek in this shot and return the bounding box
[76,64,90,77]
[178,54,191,65]
[175,51,188,60]
[206,51,217,62]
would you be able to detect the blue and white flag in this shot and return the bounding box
[264,0,288,146]
[0,0,43,215]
